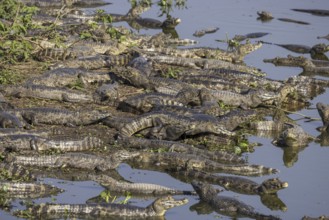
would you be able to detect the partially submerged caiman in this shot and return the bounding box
[264,55,329,73]
[191,181,281,220]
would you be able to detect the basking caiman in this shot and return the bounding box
[0,181,63,199]
[191,181,281,220]
[18,195,188,218]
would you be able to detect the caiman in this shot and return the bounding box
[117,136,246,164]
[0,84,96,103]
[176,67,283,92]
[264,55,329,73]
[0,134,47,152]
[274,124,315,147]
[249,120,292,139]
[7,107,110,126]
[277,18,310,25]
[0,162,35,180]
[191,181,281,220]
[176,170,288,195]
[198,87,279,109]
[132,151,278,176]
[33,135,105,152]
[26,67,111,87]
[316,102,329,131]
[193,27,219,37]
[18,195,188,218]
[284,75,329,102]
[257,11,274,21]
[291,9,329,16]
[7,150,138,171]
[261,42,312,53]
[112,66,194,96]
[139,41,262,63]
[261,42,329,58]
[118,92,185,114]
[302,216,329,220]
[134,16,181,29]
[147,55,265,76]
[33,46,95,62]
[88,174,195,195]
[0,112,24,129]
[0,181,63,199]
[119,111,234,140]
[232,32,269,42]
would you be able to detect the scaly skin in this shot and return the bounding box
[21,196,188,218]
[117,136,245,164]
[118,92,185,113]
[113,66,193,95]
[177,170,288,195]
[275,125,315,147]
[147,55,265,76]
[249,120,291,138]
[33,135,104,152]
[88,174,195,195]
[119,111,234,140]
[133,151,278,176]
[139,45,258,63]
[0,84,95,103]
[0,134,47,152]
[34,47,95,62]
[0,162,35,180]
[191,181,281,220]
[177,68,283,92]
[198,87,279,108]
[7,107,110,126]
[0,112,24,129]
[27,67,111,87]
[7,150,137,171]
[0,181,63,199]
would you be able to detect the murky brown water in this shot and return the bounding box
[2,0,329,219]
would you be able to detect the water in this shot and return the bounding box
[2,0,329,219]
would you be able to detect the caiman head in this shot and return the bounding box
[150,195,188,216]
[161,16,181,29]
[258,178,289,194]
[275,125,315,147]
[238,41,263,56]
[191,181,222,202]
